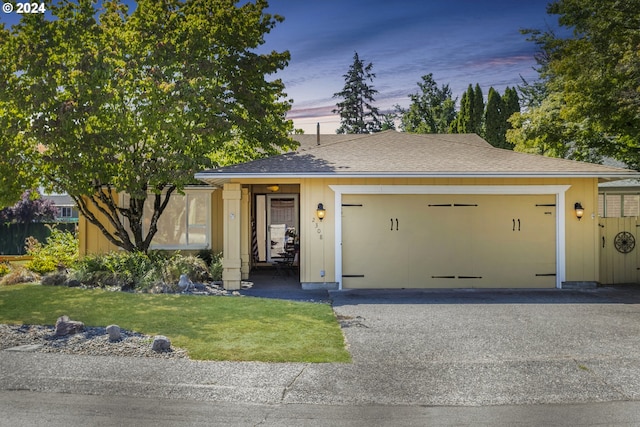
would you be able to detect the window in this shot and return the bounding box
[147,189,211,249]
[122,188,212,250]
[60,207,73,218]
[599,193,640,218]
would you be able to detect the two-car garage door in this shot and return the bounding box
[341,194,557,289]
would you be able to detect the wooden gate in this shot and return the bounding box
[599,217,640,284]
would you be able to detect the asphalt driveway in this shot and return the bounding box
[315,286,640,406]
[3,285,640,408]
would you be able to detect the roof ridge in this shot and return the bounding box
[297,132,377,152]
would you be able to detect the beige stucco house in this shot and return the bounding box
[80,131,640,290]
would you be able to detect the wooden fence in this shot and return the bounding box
[599,217,640,284]
[0,222,76,255]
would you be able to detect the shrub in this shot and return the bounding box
[161,253,211,284]
[0,262,10,277]
[197,249,215,266]
[71,251,218,292]
[209,252,223,282]
[25,226,78,274]
[73,251,156,290]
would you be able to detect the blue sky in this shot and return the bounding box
[261,0,560,133]
[1,1,559,133]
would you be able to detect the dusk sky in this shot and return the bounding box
[262,0,560,133]
[1,1,561,133]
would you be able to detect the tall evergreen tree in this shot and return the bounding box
[503,87,521,120]
[471,84,484,135]
[398,74,457,134]
[454,85,473,133]
[502,86,520,148]
[454,83,484,135]
[333,52,381,134]
[484,87,505,148]
[484,86,520,149]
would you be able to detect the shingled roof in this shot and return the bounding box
[195,131,639,185]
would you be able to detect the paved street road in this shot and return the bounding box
[4,286,640,425]
[3,390,640,426]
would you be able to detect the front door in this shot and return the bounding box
[266,194,299,262]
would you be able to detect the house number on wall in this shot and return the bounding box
[614,231,635,254]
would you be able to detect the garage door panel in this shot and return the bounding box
[342,194,556,289]
[342,195,408,288]
[409,199,458,284]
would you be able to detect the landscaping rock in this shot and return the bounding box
[106,324,121,341]
[147,281,228,295]
[54,315,84,336]
[151,335,171,352]
[178,274,193,291]
[0,324,188,359]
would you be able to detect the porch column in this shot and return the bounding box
[240,187,250,280]
[222,183,242,290]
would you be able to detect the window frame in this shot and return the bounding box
[120,187,213,251]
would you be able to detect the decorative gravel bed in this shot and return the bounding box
[0,324,189,359]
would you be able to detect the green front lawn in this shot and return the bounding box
[0,285,351,363]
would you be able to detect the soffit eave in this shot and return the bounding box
[195,171,640,185]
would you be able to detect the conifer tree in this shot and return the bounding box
[483,87,520,149]
[454,84,484,135]
[501,86,520,149]
[455,85,472,133]
[471,84,484,135]
[502,87,521,123]
[484,87,505,148]
[333,52,381,134]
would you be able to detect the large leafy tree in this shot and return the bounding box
[508,0,640,169]
[333,52,381,134]
[0,0,294,252]
[398,74,457,134]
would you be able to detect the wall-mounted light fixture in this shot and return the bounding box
[316,203,326,221]
[574,202,584,220]
[266,185,279,192]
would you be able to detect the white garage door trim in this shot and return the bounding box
[330,185,571,290]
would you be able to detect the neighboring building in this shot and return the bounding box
[41,194,79,223]
[80,131,640,290]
